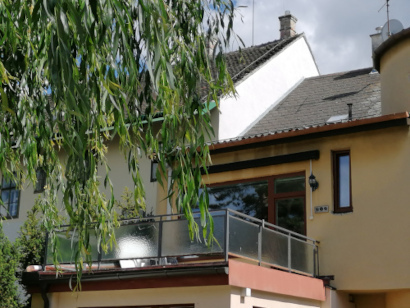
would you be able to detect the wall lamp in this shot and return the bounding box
[309,173,319,191]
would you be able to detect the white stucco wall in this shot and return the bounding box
[216,36,319,141]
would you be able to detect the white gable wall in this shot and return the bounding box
[216,36,319,141]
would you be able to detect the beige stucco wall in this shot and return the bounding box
[31,286,230,308]
[31,285,325,308]
[205,125,410,292]
[380,38,410,115]
[2,136,159,241]
[386,290,410,308]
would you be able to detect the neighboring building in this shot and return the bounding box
[1,11,319,241]
[209,11,319,140]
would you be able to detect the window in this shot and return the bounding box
[150,160,159,182]
[202,172,306,235]
[1,175,20,218]
[34,168,46,193]
[333,150,352,213]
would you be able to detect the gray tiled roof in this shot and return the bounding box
[198,34,303,98]
[245,67,381,136]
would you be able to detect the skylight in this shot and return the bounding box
[326,114,348,124]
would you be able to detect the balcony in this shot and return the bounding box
[44,209,319,277]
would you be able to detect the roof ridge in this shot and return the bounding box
[304,67,375,81]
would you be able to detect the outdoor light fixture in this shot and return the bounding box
[309,173,319,191]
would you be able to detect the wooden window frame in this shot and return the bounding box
[333,150,352,213]
[205,171,306,235]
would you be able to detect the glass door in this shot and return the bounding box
[270,174,306,235]
[275,197,305,235]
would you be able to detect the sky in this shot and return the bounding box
[229,0,410,75]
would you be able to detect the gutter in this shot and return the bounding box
[209,112,409,155]
[23,263,229,292]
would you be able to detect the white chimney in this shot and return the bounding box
[370,26,383,55]
[279,11,297,40]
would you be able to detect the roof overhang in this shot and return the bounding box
[23,260,325,302]
[210,112,410,155]
[373,27,410,72]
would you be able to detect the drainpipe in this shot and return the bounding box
[309,160,314,220]
[40,283,49,308]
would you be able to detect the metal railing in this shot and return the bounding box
[44,209,319,276]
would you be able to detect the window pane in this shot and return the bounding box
[9,202,18,217]
[338,155,350,207]
[204,181,268,220]
[35,168,46,192]
[275,197,305,235]
[10,190,19,203]
[1,190,9,204]
[274,176,305,193]
[2,177,11,189]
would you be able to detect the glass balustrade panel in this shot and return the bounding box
[228,216,259,260]
[261,228,289,268]
[162,215,225,257]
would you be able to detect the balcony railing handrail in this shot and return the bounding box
[225,209,318,245]
[51,209,318,245]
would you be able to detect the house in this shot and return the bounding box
[1,11,319,242]
[201,26,410,307]
[21,25,410,308]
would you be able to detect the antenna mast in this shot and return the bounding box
[252,0,255,46]
[378,0,391,36]
[387,0,390,35]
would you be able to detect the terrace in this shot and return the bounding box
[40,209,319,278]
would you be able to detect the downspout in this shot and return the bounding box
[40,283,49,308]
[309,160,314,220]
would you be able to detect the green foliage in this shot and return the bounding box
[15,200,47,272]
[115,186,145,220]
[0,224,22,308]
[0,0,237,281]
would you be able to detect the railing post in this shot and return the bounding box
[98,240,102,269]
[313,244,316,277]
[314,243,319,277]
[43,231,49,271]
[258,220,264,266]
[287,233,291,272]
[224,210,229,263]
[158,216,163,259]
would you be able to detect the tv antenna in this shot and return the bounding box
[378,0,390,35]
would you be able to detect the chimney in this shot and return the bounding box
[279,11,297,40]
[370,26,383,55]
